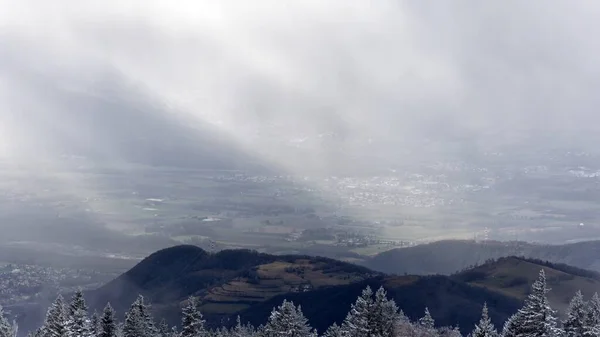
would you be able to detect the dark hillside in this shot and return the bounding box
[238,275,521,334]
[87,245,376,318]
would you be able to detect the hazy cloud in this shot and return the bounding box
[1,0,600,171]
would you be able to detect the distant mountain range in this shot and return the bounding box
[364,239,600,275]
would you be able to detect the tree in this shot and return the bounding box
[230,316,252,337]
[370,287,399,337]
[262,300,315,337]
[503,270,561,337]
[181,297,206,337]
[584,293,600,337]
[501,314,520,337]
[439,326,461,337]
[419,308,435,330]
[472,303,498,337]
[43,295,69,337]
[100,304,117,337]
[341,286,374,337]
[323,323,343,337]
[67,289,90,337]
[158,319,170,337]
[124,296,156,337]
[0,305,16,337]
[564,291,587,337]
[394,311,417,337]
[90,312,101,337]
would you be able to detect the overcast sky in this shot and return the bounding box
[1,0,600,171]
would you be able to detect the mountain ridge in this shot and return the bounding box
[365,239,600,275]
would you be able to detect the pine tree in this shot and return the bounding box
[262,300,315,337]
[100,304,117,337]
[501,314,519,337]
[472,303,498,337]
[503,270,561,337]
[139,298,158,337]
[230,316,251,337]
[181,297,206,337]
[584,293,600,337]
[67,289,90,337]
[439,326,462,337]
[43,295,69,337]
[124,296,156,337]
[323,323,343,337]
[371,287,399,337]
[341,286,374,337]
[158,319,171,337]
[394,311,417,337]
[419,308,435,330]
[90,312,101,337]
[564,291,587,337]
[0,305,16,337]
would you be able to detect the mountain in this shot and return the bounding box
[86,245,377,323]
[453,256,600,314]
[365,239,600,275]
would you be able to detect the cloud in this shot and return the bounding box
[1,0,600,171]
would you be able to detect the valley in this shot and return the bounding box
[3,145,600,270]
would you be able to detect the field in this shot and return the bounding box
[200,259,369,314]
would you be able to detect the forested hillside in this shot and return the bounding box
[2,268,597,337]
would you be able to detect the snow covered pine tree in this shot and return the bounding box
[67,290,91,337]
[501,269,562,337]
[564,291,587,337]
[180,296,207,337]
[471,303,498,337]
[261,300,315,337]
[100,303,117,337]
[0,305,17,337]
[43,295,69,337]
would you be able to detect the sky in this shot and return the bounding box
[1,0,600,172]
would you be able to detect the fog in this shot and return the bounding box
[1,0,600,256]
[1,0,599,174]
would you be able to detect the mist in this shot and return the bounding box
[0,0,599,259]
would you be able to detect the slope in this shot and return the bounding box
[452,256,600,314]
